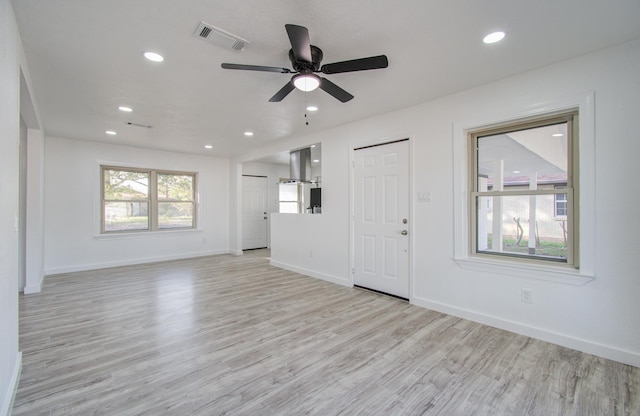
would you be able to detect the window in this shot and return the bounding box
[102,166,196,233]
[278,181,302,213]
[554,187,568,217]
[470,111,578,265]
[156,173,197,229]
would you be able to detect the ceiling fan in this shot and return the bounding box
[221,24,388,103]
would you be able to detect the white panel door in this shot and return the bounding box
[242,175,268,250]
[354,140,409,298]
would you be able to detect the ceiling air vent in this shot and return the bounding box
[193,22,249,52]
[126,121,152,129]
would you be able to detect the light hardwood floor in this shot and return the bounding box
[13,250,639,415]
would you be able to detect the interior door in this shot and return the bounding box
[242,175,268,250]
[353,140,410,299]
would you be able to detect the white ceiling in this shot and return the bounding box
[12,0,640,159]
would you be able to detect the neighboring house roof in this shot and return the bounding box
[477,124,568,188]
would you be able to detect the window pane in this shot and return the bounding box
[104,169,148,199]
[279,202,299,214]
[158,202,194,229]
[279,183,299,201]
[157,174,194,201]
[104,201,149,231]
[476,194,568,261]
[477,122,568,192]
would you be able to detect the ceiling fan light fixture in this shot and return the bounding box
[221,24,386,103]
[293,73,320,92]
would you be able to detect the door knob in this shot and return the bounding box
[401,230,408,235]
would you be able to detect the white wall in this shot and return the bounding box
[270,213,351,287]
[44,137,230,274]
[233,39,640,366]
[0,1,24,414]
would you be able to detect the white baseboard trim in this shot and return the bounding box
[1,352,22,416]
[23,274,44,294]
[229,250,243,256]
[270,260,350,288]
[412,296,640,368]
[23,283,42,294]
[44,249,230,275]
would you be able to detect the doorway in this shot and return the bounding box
[242,175,268,250]
[353,139,410,299]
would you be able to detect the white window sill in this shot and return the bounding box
[452,256,595,285]
[94,228,202,240]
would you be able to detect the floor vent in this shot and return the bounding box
[193,22,249,52]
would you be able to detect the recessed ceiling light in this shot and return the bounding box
[483,31,505,44]
[306,106,318,112]
[310,144,316,148]
[105,130,117,135]
[513,170,520,173]
[552,133,564,137]
[118,106,133,112]
[244,131,254,137]
[204,145,213,149]
[143,51,164,62]
[313,159,320,163]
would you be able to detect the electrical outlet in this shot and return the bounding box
[521,288,533,304]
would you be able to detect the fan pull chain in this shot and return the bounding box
[304,91,310,126]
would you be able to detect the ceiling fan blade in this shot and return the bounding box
[319,77,354,103]
[285,24,312,63]
[221,63,291,73]
[269,82,296,102]
[321,55,388,74]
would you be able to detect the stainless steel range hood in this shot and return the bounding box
[289,147,311,182]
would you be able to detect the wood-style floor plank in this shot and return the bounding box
[13,250,639,415]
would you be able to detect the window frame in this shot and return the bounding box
[468,110,579,267]
[101,165,197,234]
